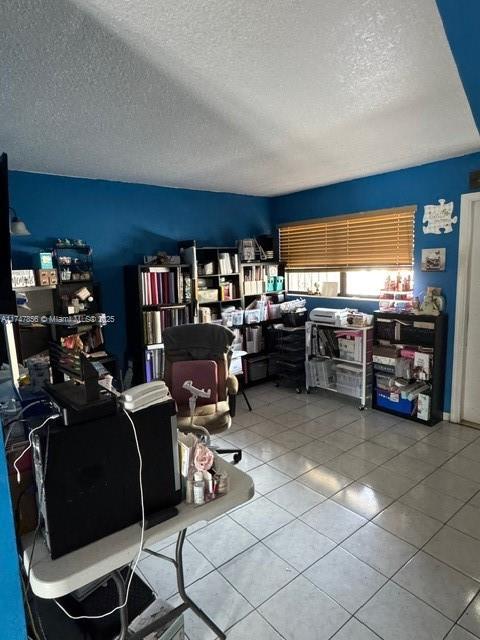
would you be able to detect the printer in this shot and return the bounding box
[309,307,350,326]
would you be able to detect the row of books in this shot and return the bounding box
[141,268,177,306]
[309,324,339,358]
[219,281,239,300]
[219,252,239,275]
[142,308,186,344]
[145,348,165,381]
[243,263,278,281]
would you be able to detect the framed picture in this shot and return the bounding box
[421,248,446,272]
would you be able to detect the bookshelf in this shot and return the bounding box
[124,264,192,385]
[240,261,285,383]
[178,242,242,323]
[240,262,284,300]
[372,311,446,425]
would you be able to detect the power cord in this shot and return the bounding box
[13,415,60,484]
[53,407,145,621]
[3,400,51,448]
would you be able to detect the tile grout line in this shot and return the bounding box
[196,389,480,639]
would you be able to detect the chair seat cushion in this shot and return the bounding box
[177,400,231,433]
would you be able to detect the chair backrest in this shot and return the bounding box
[163,324,235,403]
[170,360,218,406]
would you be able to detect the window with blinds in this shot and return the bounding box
[279,206,416,271]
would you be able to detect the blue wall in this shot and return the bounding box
[0,424,27,640]
[271,151,480,412]
[9,172,271,365]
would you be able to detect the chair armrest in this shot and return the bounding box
[226,374,239,396]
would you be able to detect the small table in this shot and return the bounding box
[23,456,254,640]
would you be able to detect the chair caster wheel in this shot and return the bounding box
[296,387,302,394]
[233,452,242,464]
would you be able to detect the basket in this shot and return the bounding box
[282,310,307,327]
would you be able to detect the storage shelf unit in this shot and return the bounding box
[372,311,446,426]
[305,321,373,408]
[269,325,306,392]
[124,264,192,385]
[179,242,241,323]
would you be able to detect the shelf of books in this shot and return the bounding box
[371,311,446,425]
[124,263,192,385]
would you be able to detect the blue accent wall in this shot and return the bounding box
[271,151,480,412]
[0,422,27,640]
[9,172,271,364]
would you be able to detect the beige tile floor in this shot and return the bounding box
[138,382,480,640]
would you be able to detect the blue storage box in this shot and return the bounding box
[274,275,284,292]
[35,252,53,270]
[376,390,414,416]
[266,275,276,292]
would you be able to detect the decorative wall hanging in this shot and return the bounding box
[421,248,446,272]
[423,199,457,234]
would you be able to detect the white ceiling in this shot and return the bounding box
[1,0,479,196]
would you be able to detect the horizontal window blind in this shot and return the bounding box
[279,206,416,271]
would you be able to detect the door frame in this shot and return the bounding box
[451,192,480,424]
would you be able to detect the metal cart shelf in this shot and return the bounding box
[305,321,373,408]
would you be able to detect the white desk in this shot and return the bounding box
[23,456,254,639]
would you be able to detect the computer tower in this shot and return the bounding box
[32,399,181,558]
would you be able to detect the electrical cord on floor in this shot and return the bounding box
[53,407,145,621]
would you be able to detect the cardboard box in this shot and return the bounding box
[198,289,218,303]
[36,269,58,286]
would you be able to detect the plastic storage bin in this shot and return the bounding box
[376,390,415,415]
[266,275,276,292]
[282,310,307,327]
[307,358,335,388]
[336,365,364,398]
[247,355,269,381]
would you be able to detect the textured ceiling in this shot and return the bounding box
[1,0,479,196]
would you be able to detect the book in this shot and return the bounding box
[413,351,431,380]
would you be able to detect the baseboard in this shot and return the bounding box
[443,412,451,422]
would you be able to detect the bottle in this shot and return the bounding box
[185,478,194,504]
[206,472,215,499]
[193,471,205,505]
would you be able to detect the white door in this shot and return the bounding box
[461,199,480,425]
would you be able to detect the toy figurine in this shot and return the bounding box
[414,287,444,316]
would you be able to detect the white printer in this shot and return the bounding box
[309,307,349,326]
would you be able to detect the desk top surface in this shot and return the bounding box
[23,456,254,599]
